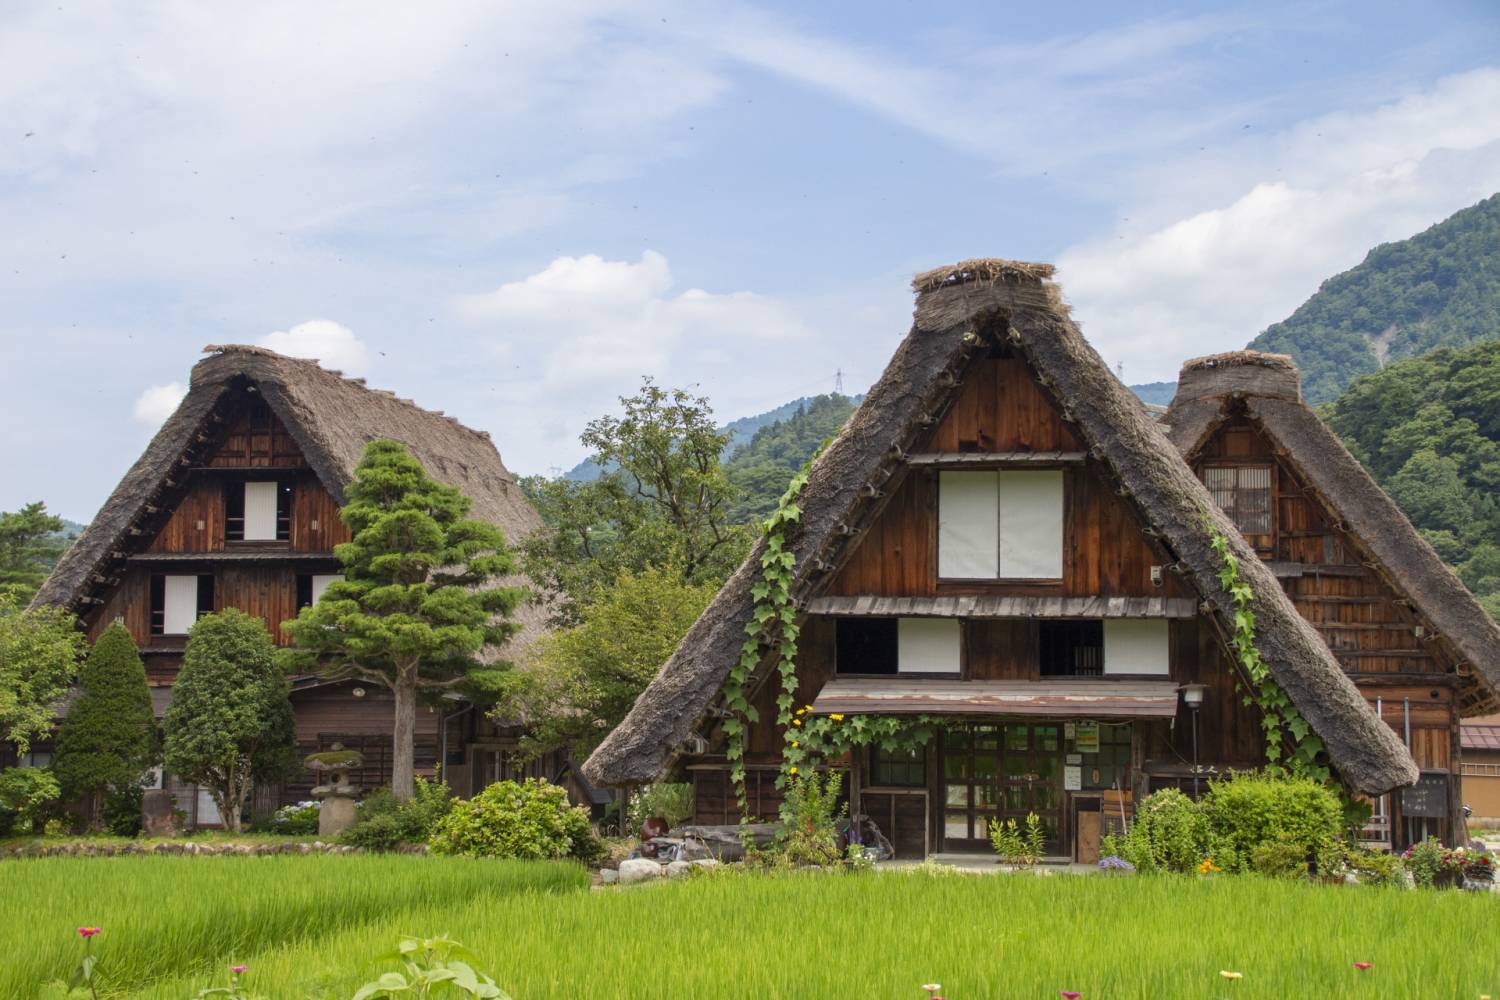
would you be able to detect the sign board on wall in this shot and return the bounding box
[1399,770,1449,819]
[1074,723,1100,754]
[1063,766,1082,792]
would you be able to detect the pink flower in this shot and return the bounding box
[231,965,248,975]
[77,927,100,938]
[1353,963,1372,971]
[1061,993,1083,998]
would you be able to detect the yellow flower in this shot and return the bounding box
[795,707,806,716]
[830,713,845,721]
[1219,971,1243,980]
[790,741,799,749]
[791,719,802,727]
[788,766,798,776]
[1197,857,1221,875]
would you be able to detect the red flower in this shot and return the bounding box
[231,964,249,975]
[77,927,100,939]
[1061,993,1083,998]
[1353,962,1372,971]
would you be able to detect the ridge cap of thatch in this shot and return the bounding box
[911,258,1056,294]
[583,260,1417,795]
[1173,350,1302,405]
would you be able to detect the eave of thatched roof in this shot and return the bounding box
[35,344,547,656]
[1163,350,1500,716]
[582,260,1417,795]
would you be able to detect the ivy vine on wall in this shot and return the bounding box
[1205,518,1330,783]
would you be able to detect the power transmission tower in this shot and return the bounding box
[834,368,844,394]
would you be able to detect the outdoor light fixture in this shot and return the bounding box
[1179,683,1209,797]
[352,687,366,698]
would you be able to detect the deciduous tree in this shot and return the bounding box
[0,592,84,754]
[163,609,298,832]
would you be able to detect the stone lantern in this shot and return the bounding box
[305,744,364,837]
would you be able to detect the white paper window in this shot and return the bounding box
[897,618,961,674]
[311,574,344,604]
[938,472,999,579]
[162,575,201,635]
[998,470,1064,579]
[243,481,279,540]
[1103,619,1170,676]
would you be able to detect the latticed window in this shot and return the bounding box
[1204,466,1271,534]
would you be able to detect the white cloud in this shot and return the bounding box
[132,382,186,425]
[1056,68,1500,382]
[259,320,370,375]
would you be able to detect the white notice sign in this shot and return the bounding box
[1063,766,1082,792]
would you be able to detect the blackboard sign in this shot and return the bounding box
[1399,770,1449,819]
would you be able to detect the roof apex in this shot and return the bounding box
[1175,350,1301,404]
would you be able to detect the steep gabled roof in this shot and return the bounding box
[36,344,546,653]
[1163,350,1500,716]
[582,260,1417,794]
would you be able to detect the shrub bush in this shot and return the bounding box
[1120,789,1206,873]
[430,778,598,861]
[264,800,321,836]
[102,785,144,837]
[0,767,61,835]
[1249,835,1309,879]
[344,778,454,852]
[1348,848,1405,887]
[1201,772,1345,875]
[774,770,846,867]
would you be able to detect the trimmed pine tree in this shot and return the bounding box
[52,621,159,828]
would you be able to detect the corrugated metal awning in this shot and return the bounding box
[810,678,1181,719]
[905,451,1087,467]
[1461,725,1500,752]
[805,595,1198,619]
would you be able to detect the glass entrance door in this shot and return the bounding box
[941,723,1064,853]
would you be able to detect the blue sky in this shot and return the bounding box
[2,1,1499,519]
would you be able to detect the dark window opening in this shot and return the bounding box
[224,482,245,541]
[1039,620,1103,676]
[1204,465,1271,535]
[277,482,293,540]
[296,574,314,610]
[149,574,165,636]
[196,575,215,617]
[869,745,926,787]
[836,618,899,675]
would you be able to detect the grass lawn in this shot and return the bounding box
[6,856,1497,998]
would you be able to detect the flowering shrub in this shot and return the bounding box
[266,801,320,836]
[773,769,846,867]
[1098,855,1135,874]
[1119,789,1206,873]
[429,779,598,862]
[991,812,1045,867]
[1401,839,1490,887]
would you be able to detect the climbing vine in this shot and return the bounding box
[1206,519,1329,783]
[723,460,814,813]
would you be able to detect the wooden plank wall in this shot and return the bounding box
[143,474,347,554]
[207,402,307,468]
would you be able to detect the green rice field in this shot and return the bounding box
[4,855,1497,998]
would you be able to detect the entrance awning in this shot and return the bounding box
[809,678,1181,719]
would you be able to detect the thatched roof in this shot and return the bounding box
[1163,350,1500,716]
[582,260,1417,794]
[35,345,547,655]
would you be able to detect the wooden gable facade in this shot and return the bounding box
[587,260,1417,861]
[693,345,1270,859]
[1167,353,1490,846]
[31,346,564,825]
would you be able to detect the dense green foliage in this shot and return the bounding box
[163,610,299,832]
[0,855,586,998]
[342,777,455,851]
[522,379,751,615]
[1250,193,1500,403]
[104,866,1499,999]
[429,779,598,861]
[500,565,714,761]
[1116,773,1347,876]
[51,623,158,825]
[0,765,60,834]
[624,782,694,830]
[723,393,856,523]
[282,440,524,802]
[0,501,70,603]
[0,591,84,754]
[1323,339,1500,615]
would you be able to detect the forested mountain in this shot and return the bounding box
[1249,193,1500,403]
[724,393,860,523]
[1324,339,1500,617]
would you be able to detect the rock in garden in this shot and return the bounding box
[618,859,664,884]
[601,868,619,884]
[665,860,693,878]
